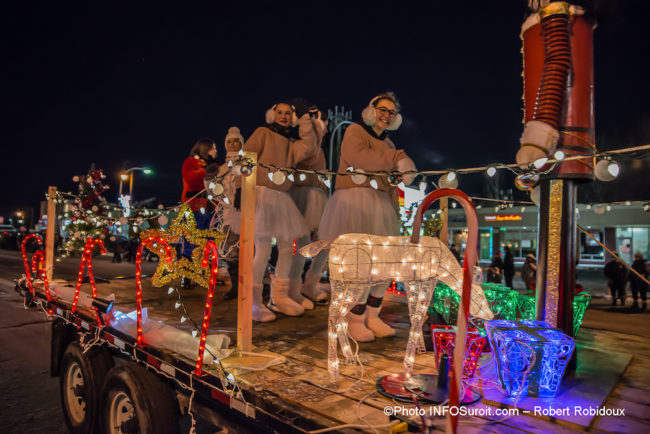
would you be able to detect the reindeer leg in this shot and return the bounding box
[328,281,365,381]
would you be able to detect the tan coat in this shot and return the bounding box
[243,117,318,192]
[335,123,408,192]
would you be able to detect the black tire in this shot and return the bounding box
[101,363,179,434]
[60,342,114,434]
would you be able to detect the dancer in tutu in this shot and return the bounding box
[243,103,319,322]
[288,101,330,308]
[205,127,245,300]
[319,92,416,341]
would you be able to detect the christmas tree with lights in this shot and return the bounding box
[62,169,111,256]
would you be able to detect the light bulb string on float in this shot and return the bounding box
[410,188,478,434]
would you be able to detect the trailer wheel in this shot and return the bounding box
[101,363,179,434]
[60,342,113,434]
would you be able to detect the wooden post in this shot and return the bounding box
[440,197,448,246]
[237,152,257,353]
[45,186,57,282]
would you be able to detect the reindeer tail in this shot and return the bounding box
[298,239,334,258]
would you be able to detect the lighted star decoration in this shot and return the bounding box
[140,204,225,288]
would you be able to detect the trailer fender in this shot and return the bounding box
[51,317,76,377]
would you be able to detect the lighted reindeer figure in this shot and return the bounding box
[302,189,492,381]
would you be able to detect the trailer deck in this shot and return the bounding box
[16,275,650,433]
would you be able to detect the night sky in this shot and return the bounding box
[2,1,649,221]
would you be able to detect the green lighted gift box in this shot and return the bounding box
[431,282,518,327]
[432,283,591,337]
[515,291,591,336]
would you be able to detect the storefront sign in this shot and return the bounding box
[484,214,523,222]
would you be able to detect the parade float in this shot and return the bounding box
[13,2,650,433]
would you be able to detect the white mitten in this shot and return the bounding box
[517,120,559,167]
[397,157,417,186]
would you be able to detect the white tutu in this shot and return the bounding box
[289,186,328,232]
[318,187,400,241]
[255,186,309,242]
[223,206,241,234]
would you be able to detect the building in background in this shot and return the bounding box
[447,203,650,267]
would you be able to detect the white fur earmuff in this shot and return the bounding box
[361,95,403,131]
[266,103,298,127]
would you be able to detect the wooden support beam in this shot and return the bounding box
[45,186,57,282]
[237,152,257,353]
[440,197,448,246]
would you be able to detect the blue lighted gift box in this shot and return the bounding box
[485,320,575,398]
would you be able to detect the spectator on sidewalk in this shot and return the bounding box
[450,243,462,263]
[604,255,627,306]
[521,253,537,293]
[629,253,649,311]
[486,254,503,284]
[503,246,515,288]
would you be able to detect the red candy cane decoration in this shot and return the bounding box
[195,240,219,375]
[135,236,174,346]
[20,234,43,295]
[31,250,53,314]
[71,238,106,323]
[411,188,478,434]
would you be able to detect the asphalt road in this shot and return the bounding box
[1,249,648,433]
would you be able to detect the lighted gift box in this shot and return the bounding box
[481,283,518,321]
[432,282,518,331]
[485,320,575,398]
[431,325,486,379]
[515,291,592,336]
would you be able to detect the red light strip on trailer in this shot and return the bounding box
[71,238,106,323]
[196,240,219,375]
[135,236,174,346]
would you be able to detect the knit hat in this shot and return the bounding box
[225,126,245,147]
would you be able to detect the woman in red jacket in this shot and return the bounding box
[180,137,217,288]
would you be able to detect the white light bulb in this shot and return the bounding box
[175,301,181,309]
[168,287,174,294]
[487,167,496,177]
[447,171,456,181]
[192,330,198,337]
[533,157,548,169]
[299,173,306,182]
[238,149,244,156]
[554,150,565,160]
[180,315,187,323]
[208,182,215,190]
[287,173,295,182]
[607,161,620,177]
[369,179,378,189]
[223,197,230,205]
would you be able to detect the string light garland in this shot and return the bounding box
[206,143,650,187]
[139,203,225,289]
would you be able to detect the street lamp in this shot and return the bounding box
[118,167,153,202]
